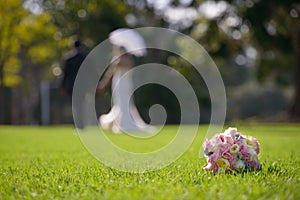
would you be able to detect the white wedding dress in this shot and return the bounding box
[99,67,151,133]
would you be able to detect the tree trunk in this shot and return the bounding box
[289,24,300,120]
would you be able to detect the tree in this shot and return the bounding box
[227,0,300,118]
[0,0,26,87]
[186,0,300,119]
[0,0,63,124]
[0,0,131,124]
[41,0,129,48]
[124,0,300,121]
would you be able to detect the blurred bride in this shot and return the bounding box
[97,34,152,133]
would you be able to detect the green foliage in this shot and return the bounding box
[0,125,299,199]
[43,0,129,46]
[0,0,129,87]
[242,0,299,84]
[21,13,60,64]
[0,1,60,87]
[196,0,300,85]
[0,0,27,86]
[2,57,21,86]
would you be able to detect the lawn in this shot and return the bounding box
[0,124,299,199]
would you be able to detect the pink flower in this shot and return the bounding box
[224,135,234,144]
[222,151,234,162]
[203,139,213,150]
[212,134,222,143]
[234,138,246,148]
[208,149,222,163]
[218,142,231,153]
[239,144,251,160]
[224,127,237,137]
[203,162,218,172]
[203,128,261,172]
[222,151,236,167]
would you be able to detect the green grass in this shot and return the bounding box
[0,124,300,199]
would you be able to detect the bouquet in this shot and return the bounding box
[203,127,260,172]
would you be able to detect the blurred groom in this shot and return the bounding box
[60,38,86,129]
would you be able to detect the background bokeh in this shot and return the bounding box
[0,0,299,125]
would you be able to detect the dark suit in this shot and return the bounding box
[61,51,86,129]
[62,52,86,97]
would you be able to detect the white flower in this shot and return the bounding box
[235,159,245,169]
[246,138,257,149]
[224,127,237,136]
[230,144,239,153]
[250,153,258,161]
[217,158,230,170]
[248,148,256,156]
